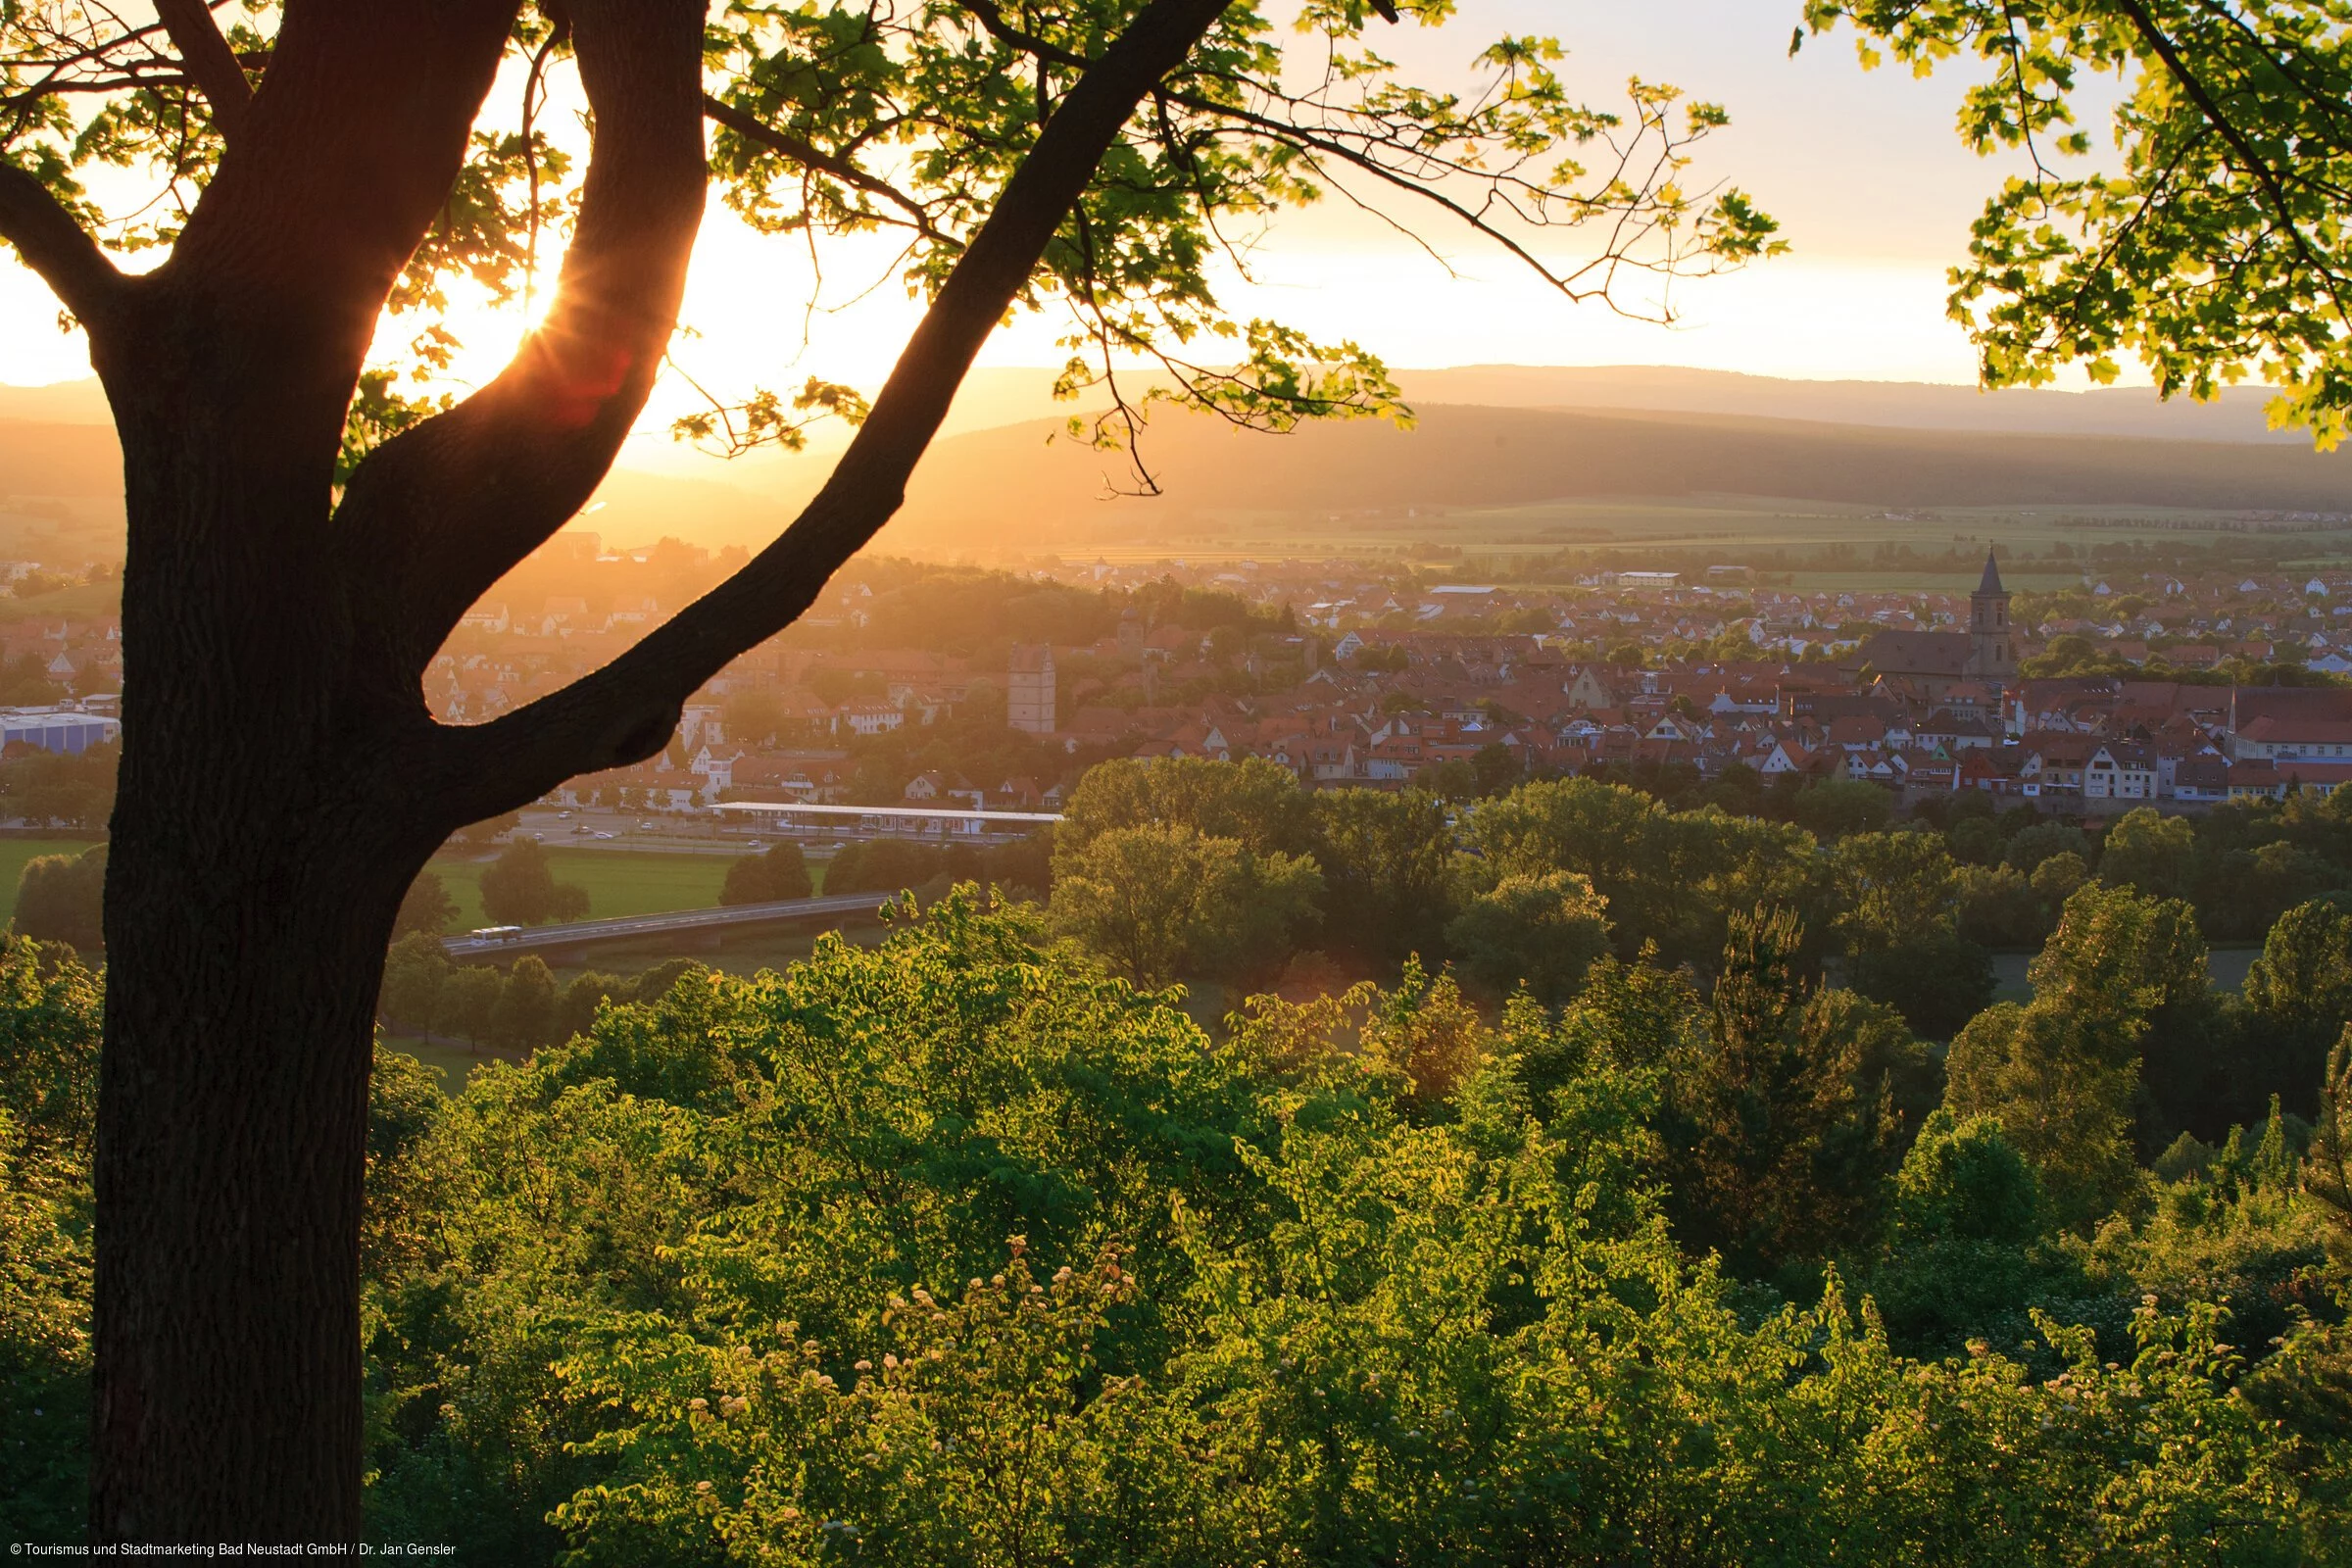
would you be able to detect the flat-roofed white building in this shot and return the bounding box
[0,708,119,755]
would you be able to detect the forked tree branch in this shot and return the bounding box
[157,0,516,462]
[0,165,126,327]
[152,0,254,135]
[332,0,709,688]
[428,0,1241,819]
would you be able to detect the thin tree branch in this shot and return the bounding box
[952,0,1091,71]
[1167,87,1649,299]
[153,0,517,469]
[0,164,126,326]
[151,0,251,135]
[702,92,953,244]
[428,0,1241,819]
[0,15,175,115]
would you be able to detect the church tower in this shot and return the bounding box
[1968,548,2014,682]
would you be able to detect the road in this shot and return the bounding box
[442,889,893,959]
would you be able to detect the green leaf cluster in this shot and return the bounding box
[1805,0,2352,445]
[334,895,2347,1559]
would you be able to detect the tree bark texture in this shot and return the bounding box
[0,0,1244,1539]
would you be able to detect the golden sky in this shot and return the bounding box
[0,2,2085,407]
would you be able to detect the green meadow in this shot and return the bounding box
[428,846,738,930]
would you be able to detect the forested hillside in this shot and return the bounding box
[9,759,2352,1557]
[1387,366,2308,442]
[13,377,2352,563]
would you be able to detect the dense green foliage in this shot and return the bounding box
[0,743,117,831]
[11,888,2352,1556]
[378,933,698,1055]
[1804,1,2352,445]
[26,752,2352,1545]
[394,870,461,940]
[1442,869,1613,1005]
[824,834,1052,902]
[1013,764,2352,1151]
[1050,821,1322,987]
[1579,771,2352,956]
[10,845,105,953]
[0,941,100,1538]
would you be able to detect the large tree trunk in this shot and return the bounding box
[92,822,407,1537]
[91,387,440,1537]
[55,0,1235,1538]
[76,0,668,1530]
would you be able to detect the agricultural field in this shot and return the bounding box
[1062,495,2352,575]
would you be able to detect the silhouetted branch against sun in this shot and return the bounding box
[0,0,1788,809]
[0,12,1786,1534]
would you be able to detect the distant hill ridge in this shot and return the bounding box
[0,379,109,425]
[1389,365,2299,444]
[0,363,2304,446]
[886,401,2352,540]
[0,369,2338,556]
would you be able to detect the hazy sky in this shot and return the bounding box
[0,2,2060,400]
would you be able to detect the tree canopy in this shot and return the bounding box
[14,900,2349,1557]
[0,5,1790,1521]
[478,838,590,926]
[719,843,815,906]
[1804,0,2352,443]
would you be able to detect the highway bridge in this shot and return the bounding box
[709,800,1061,846]
[441,890,892,961]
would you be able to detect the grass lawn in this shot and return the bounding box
[428,846,739,928]
[0,837,102,919]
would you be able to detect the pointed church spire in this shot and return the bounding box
[1967,545,2014,681]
